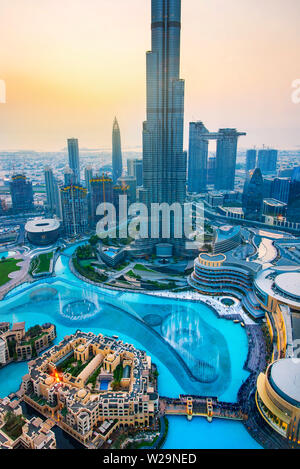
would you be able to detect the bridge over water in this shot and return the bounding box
[160,395,246,422]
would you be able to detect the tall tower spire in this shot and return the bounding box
[112,117,123,183]
[142,0,186,246]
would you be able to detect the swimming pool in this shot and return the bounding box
[0,244,261,449]
[99,380,110,391]
[0,250,15,259]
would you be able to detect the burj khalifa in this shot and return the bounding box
[142,0,186,250]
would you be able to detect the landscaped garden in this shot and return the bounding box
[30,252,53,275]
[56,354,94,378]
[111,364,123,391]
[0,258,21,286]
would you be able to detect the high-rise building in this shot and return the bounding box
[84,166,93,193]
[67,138,80,183]
[188,122,209,193]
[113,183,129,222]
[60,184,88,237]
[9,174,34,214]
[112,118,123,183]
[127,159,143,187]
[207,157,216,185]
[278,168,294,178]
[257,148,278,174]
[287,166,300,223]
[142,0,186,249]
[246,149,257,172]
[270,177,291,204]
[64,166,74,186]
[117,176,137,204]
[215,129,246,191]
[242,168,264,221]
[90,174,113,226]
[263,177,273,199]
[127,159,135,177]
[44,166,61,217]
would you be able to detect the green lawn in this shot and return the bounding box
[0,258,21,287]
[34,252,53,274]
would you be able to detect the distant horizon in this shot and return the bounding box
[0,145,300,155]
[1,0,300,151]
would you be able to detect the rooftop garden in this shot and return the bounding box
[111,364,124,391]
[56,354,94,378]
[2,411,26,441]
[0,258,21,286]
[86,365,102,389]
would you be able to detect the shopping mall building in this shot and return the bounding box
[256,359,300,444]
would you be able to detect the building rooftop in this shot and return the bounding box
[199,253,226,263]
[270,359,300,407]
[275,272,300,301]
[12,322,25,331]
[255,266,300,308]
[25,218,60,234]
[264,198,287,208]
[215,225,241,242]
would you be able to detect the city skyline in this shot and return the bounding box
[0,0,300,151]
[0,0,300,452]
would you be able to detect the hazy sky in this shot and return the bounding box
[0,0,300,151]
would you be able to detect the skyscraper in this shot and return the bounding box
[64,166,74,186]
[60,184,88,237]
[113,183,129,221]
[215,129,246,191]
[242,168,264,221]
[117,176,137,204]
[188,122,209,193]
[207,157,216,185]
[271,177,291,204]
[67,138,80,183]
[112,117,123,183]
[287,166,300,223]
[90,174,113,226]
[84,166,93,193]
[9,174,34,214]
[142,0,186,248]
[246,149,257,172]
[257,148,278,174]
[127,159,143,187]
[44,166,61,217]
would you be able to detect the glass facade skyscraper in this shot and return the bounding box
[112,117,123,183]
[142,0,186,247]
[84,166,93,193]
[271,177,291,204]
[257,148,278,174]
[188,122,209,193]
[127,159,143,187]
[90,174,113,226]
[287,166,300,223]
[215,129,246,191]
[44,166,61,218]
[242,168,264,221]
[9,174,34,214]
[60,184,88,237]
[246,149,257,172]
[67,138,80,183]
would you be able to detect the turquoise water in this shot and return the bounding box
[165,417,261,449]
[100,380,110,391]
[0,244,261,448]
[0,250,15,259]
